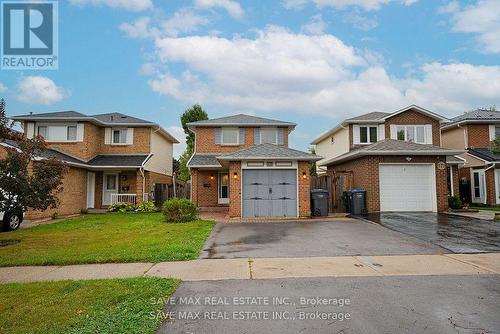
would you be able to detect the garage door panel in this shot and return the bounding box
[379,164,435,212]
[242,169,298,218]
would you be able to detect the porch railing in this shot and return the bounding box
[110,194,137,206]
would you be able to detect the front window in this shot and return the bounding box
[396,125,427,144]
[260,128,278,144]
[496,126,500,139]
[473,172,481,198]
[360,126,377,144]
[67,126,77,140]
[221,128,239,145]
[112,129,128,144]
[37,126,47,138]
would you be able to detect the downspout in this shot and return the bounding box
[140,154,153,202]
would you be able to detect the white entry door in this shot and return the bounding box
[379,164,436,212]
[86,172,95,208]
[471,169,486,204]
[218,172,229,204]
[102,173,118,206]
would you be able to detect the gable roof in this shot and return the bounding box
[319,139,464,166]
[442,109,500,130]
[311,105,448,145]
[467,147,500,162]
[187,153,222,168]
[187,114,296,130]
[11,111,179,143]
[216,143,321,161]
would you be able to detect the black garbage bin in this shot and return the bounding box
[311,189,329,216]
[343,189,367,215]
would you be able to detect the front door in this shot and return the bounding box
[218,172,229,204]
[86,172,95,209]
[103,173,118,206]
[471,169,486,204]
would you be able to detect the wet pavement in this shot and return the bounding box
[364,212,500,253]
[157,275,500,334]
[200,219,446,259]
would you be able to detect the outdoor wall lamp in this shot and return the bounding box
[302,172,307,179]
[233,172,238,179]
[209,174,215,180]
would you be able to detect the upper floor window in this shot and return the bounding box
[359,126,378,144]
[495,126,500,139]
[112,128,128,144]
[396,125,426,144]
[36,124,80,142]
[260,128,278,144]
[221,128,239,145]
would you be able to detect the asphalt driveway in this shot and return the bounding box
[200,219,446,259]
[365,212,500,253]
[157,275,500,334]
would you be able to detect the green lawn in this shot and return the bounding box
[0,213,215,267]
[0,278,178,334]
[470,206,500,212]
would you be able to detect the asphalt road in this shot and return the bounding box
[157,275,500,334]
[200,220,446,259]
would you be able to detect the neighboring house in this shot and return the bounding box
[186,114,320,218]
[312,105,463,213]
[441,109,500,205]
[9,111,178,219]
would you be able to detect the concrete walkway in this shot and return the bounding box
[0,253,499,284]
[445,210,496,221]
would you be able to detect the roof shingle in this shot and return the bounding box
[217,143,321,161]
[187,154,222,168]
[187,114,296,127]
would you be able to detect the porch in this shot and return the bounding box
[190,169,230,209]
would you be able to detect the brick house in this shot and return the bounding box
[312,105,463,212]
[186,114,320,218]
[9,111,178,219]
[441,109,500,205]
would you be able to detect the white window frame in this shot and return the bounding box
[396,125,427,144]
[37,126,48,139]
[471,169,486,204]
[36,124,80,142]
[260,127,278,144]
[359,126,378,144]
[67,126,77,141]
[221,127,240,146]
[112,128,128,145]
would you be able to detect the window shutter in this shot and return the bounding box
[352,125,360,144]
[278,128,284,145]
[126,128,134,144]
[425,124,433,144]
[254,128,260,145]
[490,125,496,141]
[389,125,397,140]
[76,123,84,142]
[378,124,385,141]
[104,128,111,144]
[26,122,35,139]
[215,128,221,144]
[239,128,245,145]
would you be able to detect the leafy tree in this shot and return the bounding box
[178,104,209,181]
[0,99,67,213]
[309,146,317,176]
[491,137,500,155]
[180,104,208,152]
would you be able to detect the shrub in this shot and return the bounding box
[108,202,135,213]
[162,198,198,223]
[135,201,158,212]
[80,208,89,214]
[448,196,463,210]
[51,212,60,219]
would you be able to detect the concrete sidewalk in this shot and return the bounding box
[0,253,499,283]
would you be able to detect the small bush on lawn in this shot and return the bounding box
[108,202,135,213]
[448,196,463,210]
[135,201,158,212]
[162,198,198,223]
[51,212,60,219]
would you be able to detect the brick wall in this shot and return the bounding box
[452,165,460,197]
[195,127,289,153]
[327,155,449,212]
[190,169,219,207]
[385,109,441,145]
[485,168,496,205]
[467,124,491,148]
[229,162,241,217]
[100,127,151,155]
[298,161,312,217]
[26,166,88,219]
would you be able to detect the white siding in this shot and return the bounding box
[315,127,350,169]
[144,130,174,177]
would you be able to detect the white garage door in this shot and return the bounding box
[379,164,436,212]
